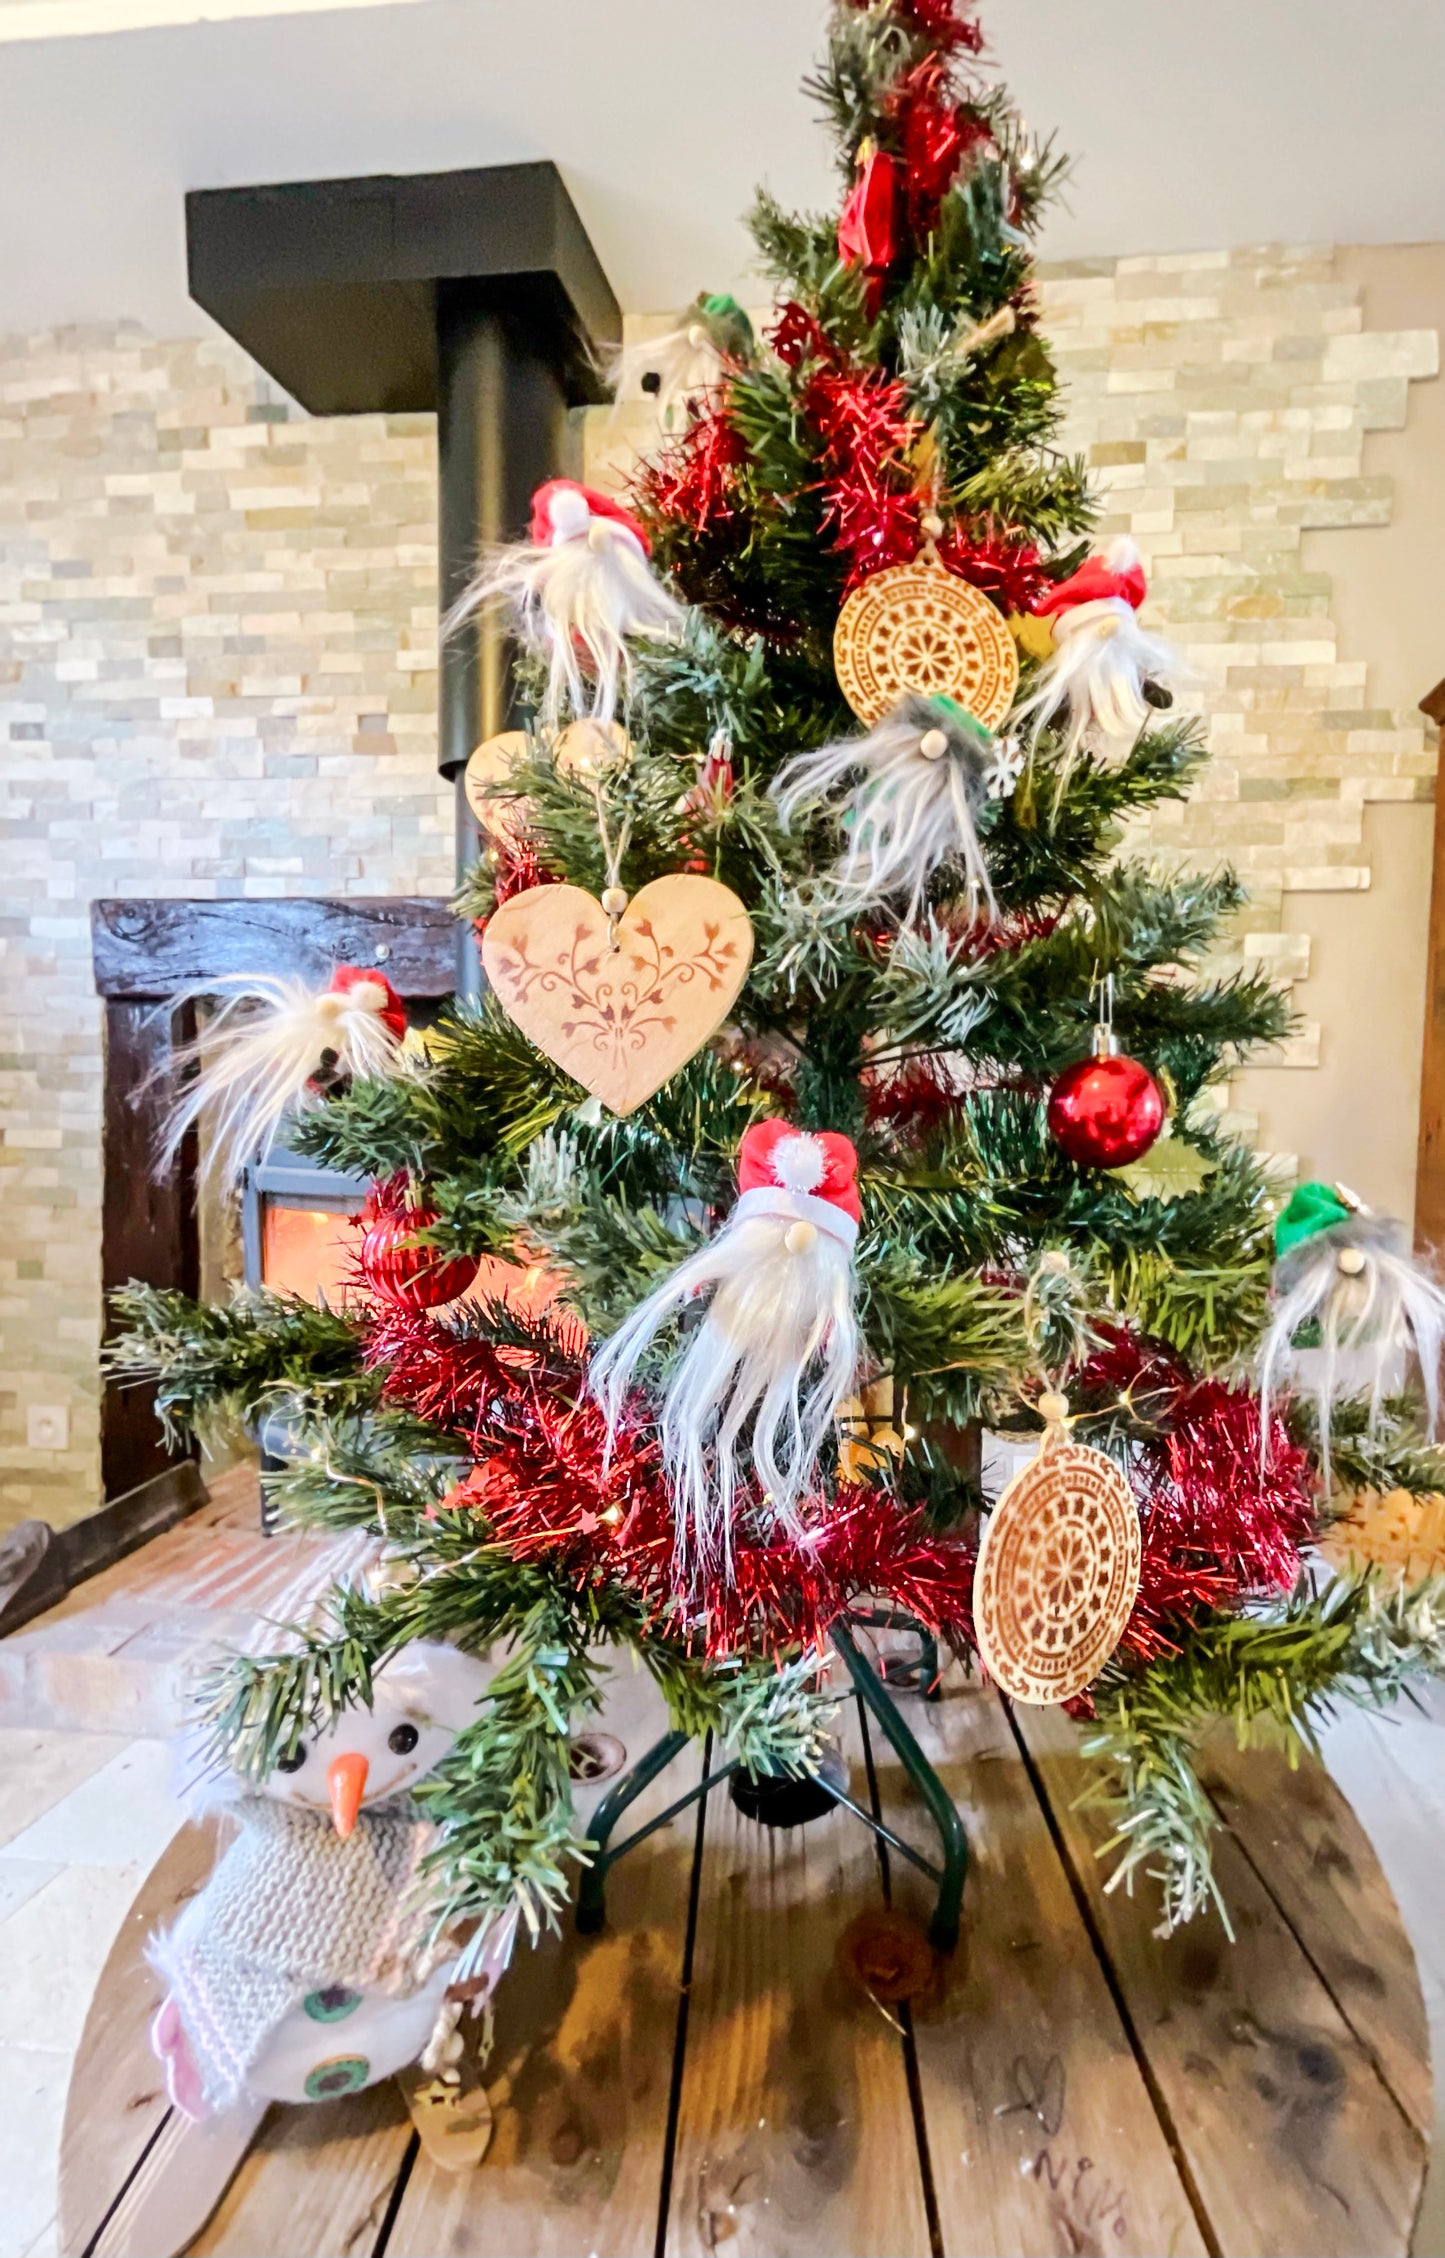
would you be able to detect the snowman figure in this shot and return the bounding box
[129,1641,511,2258]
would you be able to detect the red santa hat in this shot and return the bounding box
[528,479,651,559]
[325,964,407,1042]
[1037,536,1147,617]
[734,1121,862,1245]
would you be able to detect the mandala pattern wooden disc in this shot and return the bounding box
[973,1437,1141,1704]
[833,557,1020,728]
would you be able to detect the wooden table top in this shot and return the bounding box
[62,1659,1431,2258]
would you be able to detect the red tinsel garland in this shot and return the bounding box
[811,365,923,582]
[636,405,748,535]
[486,834,554,911]
[364,1298,976,1659]
[887,54,994,232]
[939,523,1049,616]
[842,0,984,52]
[365,1283,1315,1683]
[767,307,925,585]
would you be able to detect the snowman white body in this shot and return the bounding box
[124,1642,509,2258]
[146,1641,504,2147]
[243,1957,456,2104]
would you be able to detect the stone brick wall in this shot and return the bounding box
[1,244,1438,1530]
[0,326,449,1530]
[1040,248,1438,1124]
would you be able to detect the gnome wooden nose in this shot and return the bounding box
[328,1751,369,1838]
[919,727,949,762]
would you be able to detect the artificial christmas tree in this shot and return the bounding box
[115,0,1445,1967]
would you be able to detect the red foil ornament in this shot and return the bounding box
[359,1181,480,1310]
[838,147,903,312]
[1046,1039,1164,1168]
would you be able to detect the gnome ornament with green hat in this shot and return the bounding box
[1261,1180,1445,1462]
[772,691,996,926]
[614,292,756,429]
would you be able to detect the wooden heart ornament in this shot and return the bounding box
[481,876,753,1116]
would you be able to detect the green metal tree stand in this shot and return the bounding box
[576,1615,969,1951]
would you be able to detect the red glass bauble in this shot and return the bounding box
[359,1202,479,1309]
[1046,1051,1165,1168]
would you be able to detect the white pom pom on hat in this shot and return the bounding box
[529,478,649,559]
[768,1132,830,1195]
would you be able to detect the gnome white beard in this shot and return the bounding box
[445,523,684,727]
[608,322,726,428]
[1015,596,1177,766]
[156,974,402,1190]
[772,702,994,925]
[1260,1215,1445,1470]
[589,1210,860,1577]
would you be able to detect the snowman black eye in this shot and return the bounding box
[388,1723,420,1755]
[275,1742,307,1774]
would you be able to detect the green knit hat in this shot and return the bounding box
[696,293,754,356]
[928,694,993,748]
[1274,1180,1353,1261]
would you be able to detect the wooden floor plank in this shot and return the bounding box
[662,1695,932,2258]
[187,2085,412,2258]
[866,1662,1208,2258]
[59,1816,219,2258]
[1197,1729,1433,2141]
[385,1657,699,2258]
[1014,1702,1428,2258]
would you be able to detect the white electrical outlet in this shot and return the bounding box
[27,1404,69,1452]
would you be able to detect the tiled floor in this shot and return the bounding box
[3,1470,1445,2256]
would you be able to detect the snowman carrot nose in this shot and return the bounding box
[328,1751,369,1838]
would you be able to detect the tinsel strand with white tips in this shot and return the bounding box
[772,693,995,925]
[155,972,404,1190]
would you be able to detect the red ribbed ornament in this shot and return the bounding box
[1046,1043,1164,1168]
[359,1190,479,1310]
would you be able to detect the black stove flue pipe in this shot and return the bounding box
[187,163,620,995]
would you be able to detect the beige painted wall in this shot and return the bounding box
[1233,245,1445,1222]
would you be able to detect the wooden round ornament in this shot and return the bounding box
[973,1427,1141,1704]
[463,731,530,839]
[834,554,1020,728]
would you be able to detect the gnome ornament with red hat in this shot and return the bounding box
[1015,537,1180,770]
[589,1120,863,1576]
[445,478,685,727]
[158,965,409,1192]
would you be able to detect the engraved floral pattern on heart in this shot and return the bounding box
[481,877,754,1117]
[487,913,744,1068]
